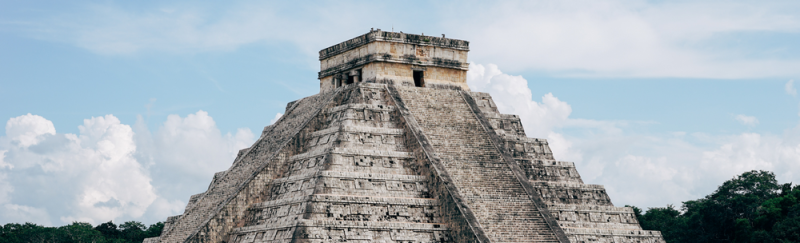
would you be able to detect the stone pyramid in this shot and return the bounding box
[145,30,665,243]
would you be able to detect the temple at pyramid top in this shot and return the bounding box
[319,29,471,92]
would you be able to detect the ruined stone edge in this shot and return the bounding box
[179,87,344,243]
[319,31,470,61]
[459,90,572,243]
[385,84,491,243]
[318,55,469,79]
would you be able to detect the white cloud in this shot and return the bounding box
[448,1,800,78]
[269,113,283,125]
[0,111,254,226]
[0,114,156,225]
[700,132,800,188]
[5,114,56,148]
[132,110,254,222]
[787,80,797,96]
[735,114,759,126]
[141,111,253,178]
[467,63,572,138]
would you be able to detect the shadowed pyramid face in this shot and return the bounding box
[145,32,665,243]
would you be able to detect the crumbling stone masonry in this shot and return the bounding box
[145,30,665,243]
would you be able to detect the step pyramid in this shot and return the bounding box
[145,30,665,243]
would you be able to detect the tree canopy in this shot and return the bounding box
[632,170,800,243]
[0,220,163,243]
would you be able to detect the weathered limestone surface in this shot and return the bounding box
[319,30,471,92]
[146,31,665,243]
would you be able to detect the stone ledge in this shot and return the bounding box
[327,103,395,113]
[310,194,439,206]
[287,146,330,162]
[310,125,403,138]
[321,171,427,182]
[331,148,414,158]
[232,220,450,234]
[319,30,469,60]
[562,228,663,237]
[250,195,311,209]
[548,205,636,213]
[559,222,642,230]
[532,181,607,190]
[319,54,469,78]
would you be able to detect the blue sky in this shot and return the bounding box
[1,0,800,226]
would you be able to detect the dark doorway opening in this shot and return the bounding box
[413,70,424,87]
[346,75,355,84]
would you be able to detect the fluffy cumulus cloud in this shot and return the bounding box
[134,111,254,209]
[467,63,800,209]
[0,111,253,226]
[5,114,56,148]
[0,114,155,225]
[467,63,571,138]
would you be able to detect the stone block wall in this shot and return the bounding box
[318,30,470,92]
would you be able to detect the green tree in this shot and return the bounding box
[144,222,164,239]
[769,185,800,242]
[633,170,800,243]
[118,222,146,242]
[640,205,687,242]
[682,170,780,242]
[1,222,65,243]
[58,222,105,243]
[93,221,120,241]
[2,221,163,243]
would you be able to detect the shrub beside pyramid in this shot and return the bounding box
[145,30,665,243]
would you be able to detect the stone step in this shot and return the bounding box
[562,227,664,238]
[532,181,606,189]
[310,125,403,138]
[320,171,429,198]
[326,103,396,114]
[532,181,613,206]
[547,204,637,213]
[559,221,643,231]
[290,147,413,162]
[232,219,450,234]
[306,194,440,223]
[231,220,451,242]
[517,159,583,183]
